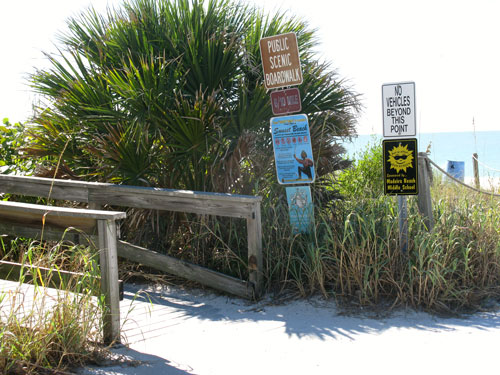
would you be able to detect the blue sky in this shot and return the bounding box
[1,0,499,134]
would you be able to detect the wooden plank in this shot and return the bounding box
[98,219,121,345]
[0,260,123,300]
[0,201,126,221]
[0,222,84,243]
[88,202,103,210]
[0,175,261,218]
[0,174,261,203]
[0,174,107,189]
[0,260,89,289]
[95,184,262,203]
[0,209,97,232]
[0,201,125,234]
[473,153,480,189]
[0,177,91,202]
[89,189,257,219]
[117,240,253,299]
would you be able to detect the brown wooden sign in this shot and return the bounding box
[259,32,303,89]
[270,88,302,115]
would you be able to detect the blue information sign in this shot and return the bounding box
[270,114,315,184]
[286,186,314,233]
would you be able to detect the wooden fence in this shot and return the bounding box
[0,175,263,299]
[0,200,125,344]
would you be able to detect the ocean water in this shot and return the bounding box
[343,131,500,182]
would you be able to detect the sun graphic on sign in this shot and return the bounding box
[388,143,414,173]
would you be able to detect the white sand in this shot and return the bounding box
[78,283,500,375]
[464,176,500,190]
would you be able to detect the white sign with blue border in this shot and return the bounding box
[286,185,314,233]
[271,114,315,185]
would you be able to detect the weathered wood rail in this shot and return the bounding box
[0,260,124,300]
[0,175,263,299]
[0,200,125,345]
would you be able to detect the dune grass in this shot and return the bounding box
[154,176,500,313]
[326,183,500,312]
[0,237,106,374]
[1,140,499,372]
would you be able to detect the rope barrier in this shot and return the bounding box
[472,154,500,173]
[423,156,500,198]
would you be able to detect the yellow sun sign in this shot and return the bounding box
[383,138,418,195]
[387,143,414,173]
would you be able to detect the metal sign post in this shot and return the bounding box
[383,138,418,254]
[398,195,408,254]
[383,139,416,254]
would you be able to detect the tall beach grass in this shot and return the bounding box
[1,140,499,374]
[155,142,500,313]
[0,237,106,374]
[149,174,500,313]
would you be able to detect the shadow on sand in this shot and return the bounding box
[77,346,196,375]
[123,282,500,342]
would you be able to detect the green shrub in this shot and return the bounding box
[28,0,359,191]
[0,118,35,175]
[336,138,384,199]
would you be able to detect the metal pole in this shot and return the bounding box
[398,195,408,254]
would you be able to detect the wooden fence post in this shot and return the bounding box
[417,152,434,231]
[473,153,480,189]
[97,219,121,345]
[247,202,263,298]
[88,202,102,210]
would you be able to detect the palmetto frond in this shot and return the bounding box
[28,0,359,192]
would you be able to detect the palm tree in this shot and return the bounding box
[28,0,359,193]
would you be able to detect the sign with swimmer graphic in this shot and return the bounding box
[270,114,315,185]
[383,138,418,195]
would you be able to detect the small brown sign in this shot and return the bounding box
[259,32,303,90]
[270,88,302,115]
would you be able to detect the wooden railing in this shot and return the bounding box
[0,200,125,345]
[0,175,263,299]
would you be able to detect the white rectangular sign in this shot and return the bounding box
[382,82,416,137]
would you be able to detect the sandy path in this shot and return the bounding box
[79,283,500,375]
